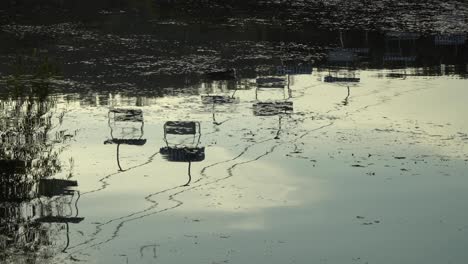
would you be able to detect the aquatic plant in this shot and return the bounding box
[0,51,77,264]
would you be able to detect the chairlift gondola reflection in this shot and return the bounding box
[0,165,83,253]
[255,75,291,100]
[323,69,359,106]
[276,64,313,75]
[201,81,240,125]
[104,108,146,171]
[159,121,205,186]
[324,49,361,83]
[35,179,83,251]
[253,75,293,139]
[324,48,361,106]
[383,31,419,65]
[434,34,466,46]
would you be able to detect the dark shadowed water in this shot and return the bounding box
[1,1,468,263]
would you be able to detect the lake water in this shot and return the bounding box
[1,3,468,264]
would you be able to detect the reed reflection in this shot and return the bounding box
[0,72,83,263]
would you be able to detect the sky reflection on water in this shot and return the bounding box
[2,67,468,263]
[1,7,468,263]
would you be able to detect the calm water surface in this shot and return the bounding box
[1,5,468,264]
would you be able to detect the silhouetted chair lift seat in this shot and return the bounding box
[37,179,78,197]
[35,216,84,224]
[164,121,199,135]
[324,76,360,83]
[328,49,358,63]
[382,55,417,63]
[204,69,236,80]
[30,186,83,225]
[109,108,143,122]
[105,108,146,145]
[229,79,254,90]
[253,101,294,116]
[201,74,240,105]
[105,109,147,171]
[254,74,292,103]
[434,34,467,45]
[161,121,205,186]
[162,121,203,160]
[160,147,205,162]
[385,32,420,40]
[201,95,238,104]
[104,138,147,146]
[277,64,313,75]
[0,160,27,175]
[256,77,287,88]
[383,32,419,64]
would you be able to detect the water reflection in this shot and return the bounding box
[2,26,467,99]
[1,7,468,263]
[160,121,205,186]
[201,80,239,126]
[253,75,293,139]
[104,108,146,171]
[0,79,83,263]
